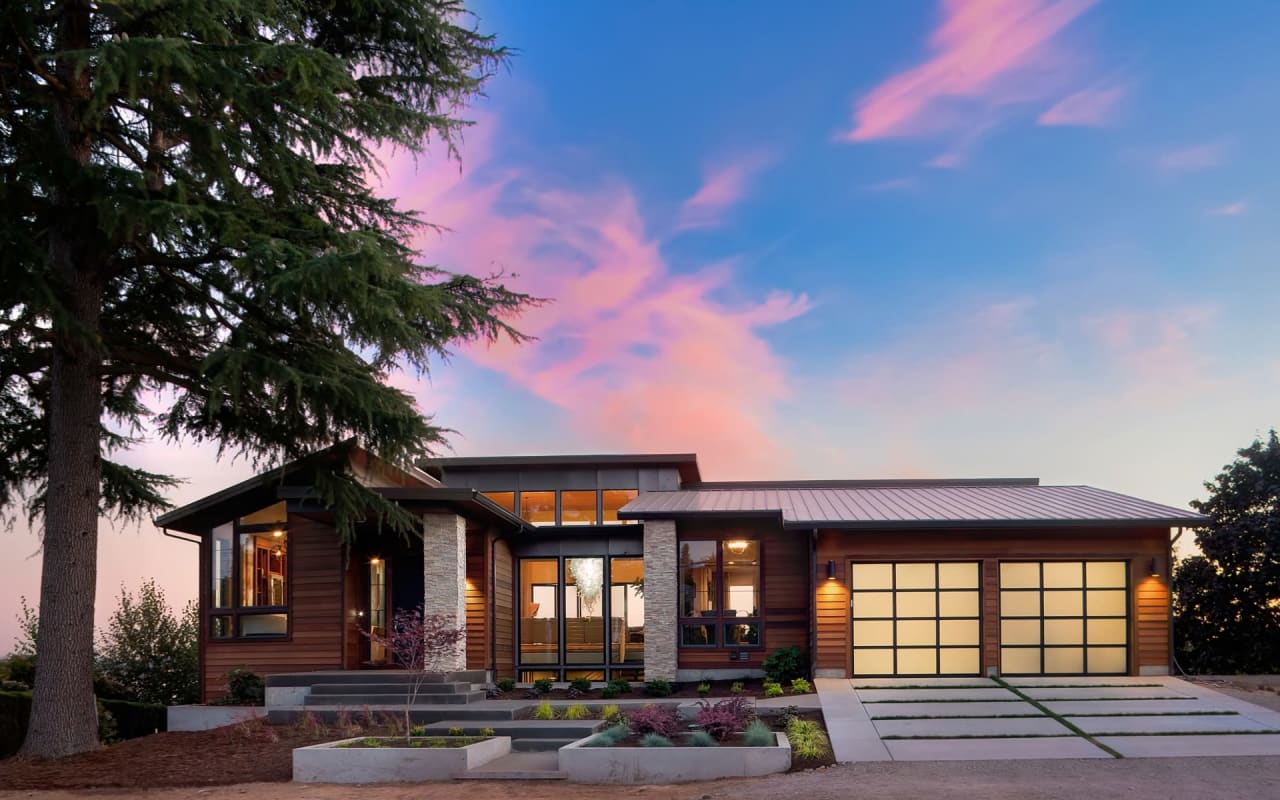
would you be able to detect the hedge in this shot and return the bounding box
[0,691,166,757]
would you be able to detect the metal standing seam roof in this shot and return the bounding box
[617,484,1207,528]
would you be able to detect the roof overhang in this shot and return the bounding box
[423,453,702,484]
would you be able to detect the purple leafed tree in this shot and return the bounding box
[363,605,466,742]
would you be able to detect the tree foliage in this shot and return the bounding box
[2,0,530,757]
[1173,430,1280,673]
[97,580,199,706]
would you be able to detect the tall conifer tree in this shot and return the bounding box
[1,0,528,756]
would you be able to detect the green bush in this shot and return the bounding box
[2,655,35,687]
[762,646,808,683]
[601,703,624,725]
[569,676,592,693]
[687,729,718,747]
[790,678,812,694]
[601,685,621,699]
[0,691,165,756]
[0,691,32,757]
[585,725,627,747]
[786,718,831,759]
[496,678,516,692]
[532,678,554,695]
[447,726,465,736]
[643,679,673,697]
[224,667,265,706]
[743,719,774,747]
[605,678,632,695]
[562,703,592,720]
[640,732,673,747]
[729,681,744,695]
[532,701,556,720]
[696,681,712,696]
[98,698,167,740]
[763,682,784,698]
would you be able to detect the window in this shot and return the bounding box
[519,491,556,524]
[560,491,598,525]
[602,490,638,524]
[483,492,516,514]
[501,489,644,526]
[679,539,761,648]
[206,502,289,639]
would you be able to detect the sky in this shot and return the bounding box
[4,0,1280,654]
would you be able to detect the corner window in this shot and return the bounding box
[602,490,638,524]
[679,539,761,647]
[206,502,289,639]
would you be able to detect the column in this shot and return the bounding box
[642,519,678,681]
[422,512,467,672]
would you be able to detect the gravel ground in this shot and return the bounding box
[1186,675,1280,712]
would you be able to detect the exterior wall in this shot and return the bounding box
[813,526,1171,678]
[441,464,682,494]
[492,539,515,679]
[643,519,678,681]
[465,528,489,671]
[202,515,344,701]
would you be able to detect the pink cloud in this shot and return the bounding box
[1208,200,1247,217]
[675,153,774,231]
[1038,82,1127,126]
[1156,141,1228,172]
[379,124,809,478]
[845,0,1098,142]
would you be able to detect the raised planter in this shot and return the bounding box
[293,736,511,783]
[167,705,264,731]
[559,732,791,784]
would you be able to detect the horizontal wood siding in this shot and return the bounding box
[493,539,514,679]
[465,529,489,671]
[1136,572,1170,671]
[202,515,344,701]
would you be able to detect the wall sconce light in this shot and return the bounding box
[1149,557,1160,577]
[370,557,381,566]
[826,559,836,580]
[726,540,749,555]
[356,610,365,618]
[271,529,284,538]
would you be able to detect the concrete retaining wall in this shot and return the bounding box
[293,736,510,783]
[560,732,790,784]
[167,705,265,731]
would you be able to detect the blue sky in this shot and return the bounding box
[3,0,1279,652]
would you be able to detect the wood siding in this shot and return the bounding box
[465,528,489,671]
[492,538,515,679]
[814,527,1171,677]
[202,515,344,701]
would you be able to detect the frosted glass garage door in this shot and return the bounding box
[850,562,982,676]
[999,561,1129,675]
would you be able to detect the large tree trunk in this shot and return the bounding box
[20,0,103,759]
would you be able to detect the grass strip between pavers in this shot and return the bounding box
[993,676,1123,759]
[863,698,1024,703]
[1064,710,1237,718]
[872,714,1045,720]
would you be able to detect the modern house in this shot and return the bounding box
[154,447,1206,701]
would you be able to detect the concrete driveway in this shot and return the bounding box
[815,675,1280,762]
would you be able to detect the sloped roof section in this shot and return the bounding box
[618,482,1206,529]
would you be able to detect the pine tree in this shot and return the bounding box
[1,0,529,757]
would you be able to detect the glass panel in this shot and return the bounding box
[1044,618,1083,645]
[896,619,937,646]
[1044,647,1084,673]
[895,563,935,590]
[938,562,979,589]
[1043,562,1083,588]
[520,559,559,665]
[519,670,558,682]
[853,648,894,675]
[610,558,644,664]
[602,489,639,524]
[939,619,979,646]
[519,491,556,525]
[852,591,894,619]
[1086,618,1127,646]
[1001,562,1040,589]
[239,502,286,525]
[722,540,759,617]
[681,624,715,646]
[679,541,717,617]
[1001,647,1041,674]
[239,613,287,636]
[565,670,604,681]
[369,558,387,662]
[896,648,937,675]
[210,616,233,639]
[1087,590,1127,617]
[211,523,233,609]
[1086,561,1127,588]
[851,563,893,590]
[610,668,644,681]
[239,530,287,608]
[853,620,894,647]
[565,558,605,664]
[1043,590,1083,617]
[941,590,979,618]
[483,492,516,514]
[940,648,980,675]
[560,491,598,526]
[724,623,760,646]
[1087,647,1128,674]
[1001,590,1040,617]
[1002,619,1040,645]
[895,592,936,618]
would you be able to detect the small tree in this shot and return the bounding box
[364,606,466,742]
[96,581,199,706]
[13,596,39,657]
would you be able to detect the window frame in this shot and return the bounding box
[491,489,640,527]
[677,538,763,649]
[207,509,292,641]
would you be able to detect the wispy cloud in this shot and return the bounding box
[1156,141,1229,172]
[1208,200,1247,216]
[675,152,774,231]
[1038,82,1128,126]
[863,177,917,192]
[844,0,1098,143]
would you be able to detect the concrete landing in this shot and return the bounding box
[1097,733,1280,758]
[874,716,1070,738]
[883,736,1110,761]
[858,687,1017,702]
[864,700,1038,719]
[815,678,891,763]
[1068,714,1273,735]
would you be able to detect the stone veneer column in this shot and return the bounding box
[422,512,467,671]
[643,519,678,681]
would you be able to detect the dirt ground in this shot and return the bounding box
[1186,674,1280,711]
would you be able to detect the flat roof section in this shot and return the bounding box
[423,453,702,484]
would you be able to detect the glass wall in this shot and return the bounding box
[565,557,605,663]
[610,558,644,666]
[520,559,559,665]
[561,491,598,525]
[519,492,556,525]
[602,490,638,524]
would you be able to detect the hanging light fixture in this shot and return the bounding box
[726,539,749,556]
[568,558,604,614]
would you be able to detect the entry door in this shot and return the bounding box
[999,561,1129,674]
[850,562,982,676]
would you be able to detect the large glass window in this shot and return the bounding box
[679,540,761,648]
[211,523,233,609]
[610,558,644,665]
[999,561,1129,675]
[560,491,598,525]
[565,557,605,663]
[850,561,981,676]
[240,529,288,607]
[519,491,556,524]
[520,559,559,665]
[602,490,639,524]
[483,492,516,514]
[206,502,289,639]
[369,558,387,662]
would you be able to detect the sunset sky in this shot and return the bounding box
[4,0,1279,653]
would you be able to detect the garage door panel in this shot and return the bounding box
[852,561,982,677]
[998,561,1129,676]
[1001,590,1040,617]
[1044,618,1083,645]
[940,619,979,646]
[940,648,981,675]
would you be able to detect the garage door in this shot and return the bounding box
[850,562,982,676]
[999,561,1129,675]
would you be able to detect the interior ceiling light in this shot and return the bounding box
[726,540,749,555]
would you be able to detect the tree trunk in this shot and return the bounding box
[20,0,103,759]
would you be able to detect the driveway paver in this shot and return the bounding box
[1097,733,1280,758]
[1022,686,1193,701]
[874,716,1070,738]
[1069,714,1275,735]
[863,700,1040,719]
[883,736,1110,761]
[858,687,1018,702]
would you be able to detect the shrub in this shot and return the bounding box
[532,678,555,695]
[2,656,35,687]
[626,704,682,739]
[778,704,802,726]
[601,704,623,725]
[696,681,712,696]
[729,681,744,695]
[225,667,265,706]
[606,678,632,695]
[687,730,718,747]
[694,696,753,742]
[585,724,628,747]
[496,678,516,692]
[762,646,808,683]
[410,725,427,736]
[569,676,592,693]
[790,678,812,694]
[601,685,620,699]
[532,701,556,720]
[644,679,673,697]
[763,682,784,698]
[481,727,496,737]
[99,698,167,740]
[448,726,465,736]
[743,719,774,747]
[562,704,592,720]
[0,691,31,757]
[786,718,831,760]
[97,580,199,705]
[362,736,383,748]
[640,732,673,747]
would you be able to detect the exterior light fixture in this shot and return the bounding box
[271,529,284,538]
[370,557,381,565]
[826,560,836,580]
[726,540,749,555]
[1149,557,1160,577]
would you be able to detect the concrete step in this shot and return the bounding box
[308,682,474,695]
[512,738,578,752]
[266,669,489,687]
[421,720,600,739]
[268,706,515,725]
[458,751,566,780]
[303,690,486,706]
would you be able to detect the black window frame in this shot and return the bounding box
[677,539,762,649]
[207,511,292,641]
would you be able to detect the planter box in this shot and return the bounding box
[293,736,511,783]
[559,733,790,784]
[167,705,264,732]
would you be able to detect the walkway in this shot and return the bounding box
[816,675,1280,762]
